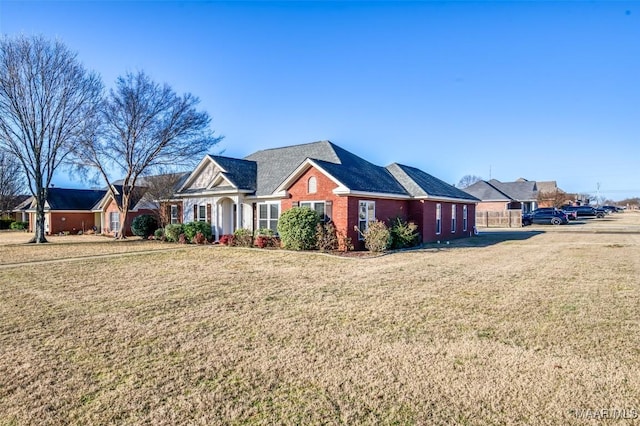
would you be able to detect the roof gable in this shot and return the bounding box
[463,180,513,201]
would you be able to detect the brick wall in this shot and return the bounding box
[49,212,95,234]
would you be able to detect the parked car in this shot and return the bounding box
[562,205,606,218]
[601,205,624,213]
[522,208,569,226]
[562,209,578,220]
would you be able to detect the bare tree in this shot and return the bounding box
[537,190,571,208]
[74,71,222,238]
[0,35,103,243]
[0,151,25,217]
[457,174,482,188]
[140,171,187,227]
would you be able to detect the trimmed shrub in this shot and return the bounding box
[183,221,212,242]
[154,228,165,239]
[9,221,27,230]
[389,217,420,249]
[277,207,320,250]
[361,220,392,253]
[233,228,254,247]
[164,224,184,242]
[130,214,158,238]
[178,233,188,244]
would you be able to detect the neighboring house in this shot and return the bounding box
[4,194,30,222]
[170,140,478,247]
[92,184,157,236]
[17,188,106,234]
[464,179,539,213]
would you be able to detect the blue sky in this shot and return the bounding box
[1,1,639,201]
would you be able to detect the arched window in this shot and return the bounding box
[308,176,317,194]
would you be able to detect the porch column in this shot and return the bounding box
[213,201,219,242]
[235,196,242,231]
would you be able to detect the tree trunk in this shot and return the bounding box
[29,189,48,243]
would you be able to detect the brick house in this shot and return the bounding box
[171,140,478,247]
[18,187,106,235]
[92,184,157,236]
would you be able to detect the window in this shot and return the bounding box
[308,176,317,194]
[258,202,280,233]
[300,201,329,222]
[435,203,441,235]
[358,201,375,240]
[109,211,120,233]
[463,205,468,231]
[170,205,179,224]
[197,205,206,222]
[451,204,457,233]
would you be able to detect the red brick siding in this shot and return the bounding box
[49,212,95,234]
[418,200,476,243]
[104,198,154,236]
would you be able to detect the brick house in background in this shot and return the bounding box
[92,184,157,236]
[18,187,106,235]
[170,140,478,248]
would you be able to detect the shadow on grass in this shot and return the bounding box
[417,229,544,250]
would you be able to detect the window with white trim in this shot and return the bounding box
[170,205,179,224]
[358,200,375,240]
[451,204,457,233]
[197,205,206,222]
[300,201,329,222]
[463,205,468,231]
[308,176,317,194]
[109,211,120,233]
[258,202,280,233]
[435,203,442,235]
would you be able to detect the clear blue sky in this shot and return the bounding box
[1,1,639,201]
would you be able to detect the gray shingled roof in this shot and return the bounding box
[463,179,538,202]
[244,140,341,196]
[387,163,479,201]
[489,179,537,201]
[208,155,257,191]
[463,180,513,201]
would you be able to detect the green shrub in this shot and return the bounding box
[389,217,420,249]
[9,221,27,230]
[130,214,158,238]
[154,228,165,239]
[277,207,320,250]
[164,224,184,242]
[361,220,391,252]
[233,228,254,247]
[182,221,212,242]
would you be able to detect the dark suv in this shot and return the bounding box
[522,208,569,226]
[562,205,606,218]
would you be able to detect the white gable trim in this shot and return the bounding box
[178,155,226,192]
[273,158,349,195]
[207,172,236,190]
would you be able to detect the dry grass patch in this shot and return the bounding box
[0,233,188,266]
[0,225,639,424]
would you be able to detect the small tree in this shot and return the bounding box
[140,171,187,227]
[277,207,320,250]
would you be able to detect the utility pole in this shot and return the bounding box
[596,182,600,206]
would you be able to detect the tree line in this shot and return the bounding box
[0,35,222,242]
